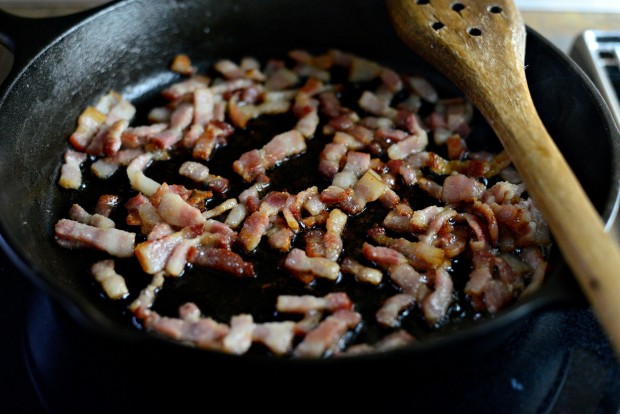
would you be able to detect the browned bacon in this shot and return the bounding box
[188,246,255,278]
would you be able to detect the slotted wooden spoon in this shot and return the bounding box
[385,0,620,357]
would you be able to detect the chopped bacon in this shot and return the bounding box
[134,223,204,274]
[91,259,129,300]
[340,257,383,285]
[223,314,256,355]
[252,321,297,356]
[422,267,454,325]
[68,203,115,228]
[283,248,340,282]
[170,53,196,76]
[376,293,416,327]
[293,309,361,358]
[129,272,165,312]
[233,129,307,183]
[58,149,87,189]
[55,219,135,258]
[276,292,353,314]
[188,246,255,278]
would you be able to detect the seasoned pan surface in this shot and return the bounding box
[0,0,618,363]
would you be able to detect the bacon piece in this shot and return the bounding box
[233,129,306,182]
[339,169,388,215]
[387,132,428,160]
[91,259,129,300]
[376,293,416,327]
[405,75,438,103]
[86,99,136,156]
[340,257,383,285]
[294,93,319,138]
[237,191,288,252]
[126,153,161,196]
[422,267,454,325]
[293,310,361,358]
[179,160,229,194]
[348,56,382,82]
[162,76,210,100]
[129,272,165,312]
[95,194,120,218]
[266,216,295,252]
[202,198,237,220]
[368,227,446,270]
[191,120,234,161]
[223,314,256,355]
[187,246,255,278]
[170,53,196,76]
[54,219,135,258]
[276,292,353,314]
[265,66,299,90]
[69,106,107,151]
[318,142,347,179]
[145,310,230,351]
[324,208,347,261]
[166,238,201,276]
[283,248,340,282]
[68,203,115,229]
[91,148,144,179]
[252,321,297,356]
[58,149,87,189]
[362,242,428,298]
[155,187,206,228]
[441,173,486,204]
[358,90,390,116]
[134,223,204,274]
[332,151,370,189]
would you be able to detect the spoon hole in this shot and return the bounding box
[468,27,482,36]
[488,5,503,13]
[431,21,445,31]
[452,3,465,13]
[416,0,430,4]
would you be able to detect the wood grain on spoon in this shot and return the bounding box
[385,0,620,356]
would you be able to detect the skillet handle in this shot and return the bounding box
[0,1,117,88]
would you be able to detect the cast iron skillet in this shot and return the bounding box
[0,0,619,373]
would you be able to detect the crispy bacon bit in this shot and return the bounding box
[293,310,361,358]
[188,246,255,278]
[283,248,340,282]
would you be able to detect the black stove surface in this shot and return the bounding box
[1,243,620,414]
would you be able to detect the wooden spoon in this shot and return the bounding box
[385,0,620,357]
